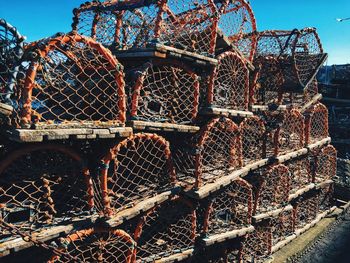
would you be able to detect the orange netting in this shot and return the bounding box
[293,194,319,230]
[313,145,337,183]
[240,228,271,263]
[286,156,312,194]
[305,103,329,145]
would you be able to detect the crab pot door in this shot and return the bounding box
[254,164,291,214]
[48,228,136,263]
[0,19,24,104]
[208,51,249,111]
[286,156,312,194]
[216,0,257,61]
[202,178,252,236]
[277,108,304,155]
[130,61,200,125]
[305,103,329,145]
[17,33,125,128]
[0,145,93,239]
[195,117,242,188]
[314,145,337,183]
[99,133,176,215]
[293,194,319,230]
[240,116,265,165]
[133,197,196,262]
[240,227,271,262]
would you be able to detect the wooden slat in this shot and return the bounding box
[154,249,194,263]
[250,105,287,112]
[253,205,293,223]
[307,137,331,151]
[0,102,13,117]
[129,120,200,133]
[300,94,322,113]
[199,107,253,118]
[276,148,308,163]
[288,184,315,202]
[314,180,333,190]
[271,234,297,254]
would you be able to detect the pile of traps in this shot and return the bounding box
[0,1,336,262]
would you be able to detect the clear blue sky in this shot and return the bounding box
[1,0,349,65]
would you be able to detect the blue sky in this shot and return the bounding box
[1,0,349,65]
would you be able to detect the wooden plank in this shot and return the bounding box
[199,107,253,118]
[201,225,255,246]
[276,148,308,164]
[0,102,13,117]
[300,94,322,113]
[154,249,194,263]
[288,184,315,201]
[307,137,331,151]
[271,234,297,254]
[253,205,293,223]
[314,180,333,190]
[106,188,180,227]
[250,105,287,112]
[129,120,200,133]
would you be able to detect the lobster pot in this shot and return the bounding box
[133,197,196,262]
[253,164,291,214]
[293,194,319,230]
[0,145,93,239]
[283,78,319,108]
[253,28,326,93]
[175,117,242,188]
[201,178,252,236]
[318,183,334,212]
[305,103,329,145]
[98,133,176,215]
[313,145,337,183]
[207,51,249,111]
[15,33,125,128]
[277,108,304,155]
[239,228,271,263]
[240,116,265,165]
[261,111,285,158]
[72,0,220,56]
[0,19,24,104]
[216,0,257,61]
[129,61,200,125]
[286,156,312,194]
[48,228,136,263]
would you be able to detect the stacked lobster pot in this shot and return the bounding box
[0,0,338,262]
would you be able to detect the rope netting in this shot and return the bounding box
[208,50,249,111]
[99,133,176,215]
[293,194,319,230]
[133,197,196,261]
[240,116,265,165]
[202,178,252,236]
[0,19,24,104]
[48,228,136,263]
[268,208,294,246]
[129,61,200,124]
[282,78,319,107]
[261,111,285,158]
[240,228,271,263]
[15,33,125,128]
[216,0,257,61]
[72,0,219,56]
[305,103,329,145]
[277,108,304,155]
[318,183,334,212]
[313,145,337,183]
[253,164,291,214]
[0,144,93,240]
[286,156,312,194]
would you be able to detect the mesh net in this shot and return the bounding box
[277,108,304,155]
[16,33,125,128]
[254,164,291,214]
[314,145,337,183]
[0,19,24,104]
[130,61,200,124]
[208,51,249,110]
[286,156,312,194]
[0,145,93,240]
[217,0,257,61]
[48,228,136,263]
[293,194,319,230]
[261,111,285,158]
[305,103,329,145]
[240,227,271,262]
[99,133,176,215]
[202,178,252,236]
[72,0,219,56]
[318,183,334,212]
[133,197,196,261]
[269,208,294,246]
[283,78,319,108]
[240,116,265,165]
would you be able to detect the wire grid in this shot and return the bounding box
[305,103,329,145]
[48,228,136,263]
[0,19,24,104]
[240,116,265,165]
[261,111,285,158]
[277,108,304,155]
[202,178,252,236]
[130,61,200,124]
[216,0,257,61]
[318,183,334,212]
[268,208,294,246]
[98,133,176,215]
[208,50,249,111]
[314,145,337,183]
[293,194,319,230]
[16,33,125,128]
[133,197,196,261]
[286,156,312,194]
[0,144,93,240]
[240,227,271,262]
[72,0,219,56]
[254,164,291,214]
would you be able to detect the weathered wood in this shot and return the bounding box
[154,249,194,263]
[271,234,297,254]
[276,148,308,164]
[106,188,180,227]
[307,137,331,150]
[250,105,287,112]
[199,107,253,118]
[0,102,13,117]
[201,225,255,246]
[253,205,293,223]
[129,120,200,133]
[314,180,333,190]
[288,184,315,202]
[300,94,322,113]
